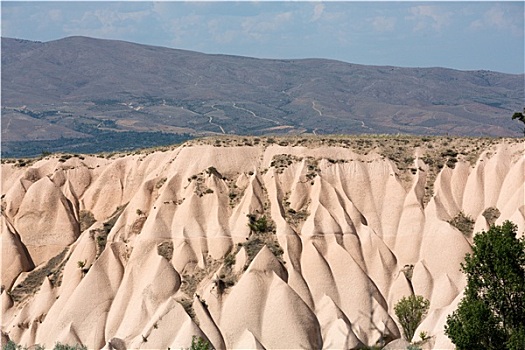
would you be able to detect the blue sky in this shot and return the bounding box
[1,1,524,73]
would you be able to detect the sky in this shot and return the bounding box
[1,1,524,74]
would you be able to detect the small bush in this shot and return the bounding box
[155,177,167,189]
[157,241,174,261]
[2,342,86,350]
[441,149,458,157]
[482,207,500,226]
[407,345,422,350]
[185,336,213,350]
[394,295,430,341]
[53,343,87,350]
[449,211,474,235]
[223,252,236,269]
[79,210,96,232]
[247,214,270,233]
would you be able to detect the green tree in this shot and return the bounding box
[394,294,430,341]
[247,214,269,233]
[185,336,213,350]
[512,108,525,136]
[445,221,525,350]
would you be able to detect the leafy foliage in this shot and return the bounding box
[247,214,270,233]
[445,221,525,350]
[512,108,525,136]
[185,336,213,350]
[394,295,430,341]
[2,342,86,350]
[52,344,87,350]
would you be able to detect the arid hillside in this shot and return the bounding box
[1,136,524,349]
[2,36,524,157]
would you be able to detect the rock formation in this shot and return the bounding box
[1,136,523,349]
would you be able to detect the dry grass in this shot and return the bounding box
[79,210,96,232]
[177,255,224,320]
[187,170,216,197]
[9,248,69,303]
[157,241,174,261]
[130,216,147,235]
[482,207,501,226]
[189,135,520,206]
[90,203,128,258]
[239,230,284,269]
[227,179,246,208]
[449,211,475,235]
[282,192,310,231]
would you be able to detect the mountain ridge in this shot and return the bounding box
[2,36,524,157]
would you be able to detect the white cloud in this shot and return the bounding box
[407,5,451,32]
[370,16,396,32]
[469,5,523,37]
[165,14,204,46]
[61,7,153,40]
[47,9,63,22]
[241,11,293,40]
[207,19,237,44]
[312,4,325,22]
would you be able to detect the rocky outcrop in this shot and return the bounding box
[1,137,523,349]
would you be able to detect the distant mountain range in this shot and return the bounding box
[2,36,523,157]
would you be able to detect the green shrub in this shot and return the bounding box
[448,211,474,235]
[2,342,86,350]
[445,221,525,350]
[3,341,21,350]
[394,295,430,341]
[185,336,213,350]
[247,214,269,233]
[53,343,87,350]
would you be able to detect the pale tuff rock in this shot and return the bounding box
[1,139,524,349]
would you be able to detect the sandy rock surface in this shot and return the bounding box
[1,137,523,349]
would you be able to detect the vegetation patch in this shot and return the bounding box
[269,154,320,183]
[448,211,475,235]
[178,255,224,319]
[78,210,96,232]
[155,177,167,189]
[445,221,525,349]
[90,204,128,258]
[482,207,500,226]
[240,214,284,269]
[184,336,213,350]
[394,295,430,342]
[227,179,246,208]
[282,193,310,230]
[9,248,69,303]
[304,157,320,182]
[187,170,216,197]
[157,241,174,261]
[4,341,87,350]
[130,216,147,236]
[270,154,302,173]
